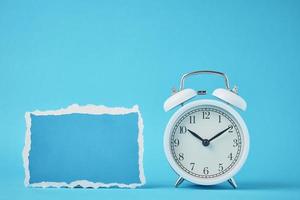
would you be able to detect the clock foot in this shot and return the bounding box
[175,176,185,187]
[228,178,237,189]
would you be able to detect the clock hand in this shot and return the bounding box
[188,129,210,146]
[208,125,233,142]
[188,129,204,142]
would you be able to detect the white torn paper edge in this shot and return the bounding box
[22,104,145,189]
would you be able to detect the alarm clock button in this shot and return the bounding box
[164,88,197,112]
[212,88,247,111]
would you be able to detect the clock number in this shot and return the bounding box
[203,167,209,175]
[179,126,187,134]
[190,162,195,171]
[233,139,239,147]
[189,115,195,124]
[218,163,224,172]
[178,153,184,161]
[174,139,179,147]
[228,125,233,133]
[228,153,233,160]
[202,111,210,119]
[218,115,221,123]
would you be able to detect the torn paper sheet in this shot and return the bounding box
[22,104,145,188]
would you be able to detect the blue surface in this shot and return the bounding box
[0,0,300,199]
[29,113,140,184]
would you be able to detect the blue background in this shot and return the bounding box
[0,0,299,199]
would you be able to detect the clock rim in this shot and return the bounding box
[164,99,249,186]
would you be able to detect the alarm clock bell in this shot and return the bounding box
[164,71,247,112]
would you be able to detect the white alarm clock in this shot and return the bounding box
[163,70,249,189]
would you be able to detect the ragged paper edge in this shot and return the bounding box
[22,104,145,189]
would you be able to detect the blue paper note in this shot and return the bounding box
[23,104,145,188]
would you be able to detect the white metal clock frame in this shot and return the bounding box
[164,99,249,187]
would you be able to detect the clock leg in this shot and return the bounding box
[175,176,185,187]
[228,177,237,189]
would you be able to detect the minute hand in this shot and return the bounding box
[208,126,232,142]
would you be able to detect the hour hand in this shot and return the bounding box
[188,129,205,142]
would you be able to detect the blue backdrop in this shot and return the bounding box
[0,0,299,199]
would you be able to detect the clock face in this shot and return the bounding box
[165,101,248,184]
